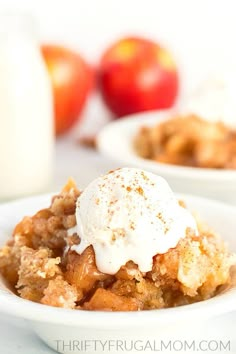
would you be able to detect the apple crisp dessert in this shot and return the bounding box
[0,179,235,311]
[134,115,236,168]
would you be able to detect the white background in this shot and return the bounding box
[0,0,236,95]
[0,0,236,189]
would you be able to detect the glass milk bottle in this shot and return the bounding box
[0,14,54,200]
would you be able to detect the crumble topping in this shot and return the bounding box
[0,179,235,311]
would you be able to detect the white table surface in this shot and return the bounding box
[54,136,116,192]
[0,314,55,353]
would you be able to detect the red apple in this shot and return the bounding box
[42,45,94,136]
[99,37,179,117]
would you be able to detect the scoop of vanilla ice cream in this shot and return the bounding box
[72,168,198,274]
[186,74,236,128]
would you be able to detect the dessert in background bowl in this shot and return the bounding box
[0,168,235,354]
[97,110,236,203]
[134,114,236,169]
[133,74,236,170]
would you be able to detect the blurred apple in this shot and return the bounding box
[99,37,179,117]
[42,45,94,135]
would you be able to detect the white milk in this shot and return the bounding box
[0,15,54,200]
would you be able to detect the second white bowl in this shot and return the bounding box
[97,110,236,203]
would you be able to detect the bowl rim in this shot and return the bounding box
[0,285,235,327]
[0,193,235,327]
[97,109,236,182]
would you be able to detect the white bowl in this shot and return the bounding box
[0,193,235,354]
[97,110,236,204]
